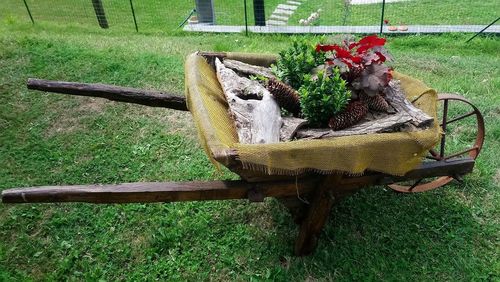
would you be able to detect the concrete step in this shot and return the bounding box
[266,20,287,26]
[277,4,298,10]
[273,8,294,15]
[270,14,289,21]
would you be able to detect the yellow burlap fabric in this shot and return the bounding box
[185,52,441,176]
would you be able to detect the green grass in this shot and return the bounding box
[0,22,499,280]
[290,0,500,26]
[2,0,498,32]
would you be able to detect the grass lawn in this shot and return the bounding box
[290,0,500,26]
[2,0,498,32]
[0,21,499,280]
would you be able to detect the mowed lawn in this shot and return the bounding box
[0,22,499,280]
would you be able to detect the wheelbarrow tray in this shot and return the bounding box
[185,52,442,182]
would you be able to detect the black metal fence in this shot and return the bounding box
[2,0,499,34]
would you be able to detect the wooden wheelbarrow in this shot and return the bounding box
[1,52,485,256]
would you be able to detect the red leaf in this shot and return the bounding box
[375,52,386,63]
[351,56,362,64]
[348,42,358,50]
[340,58,353,68]
[333,46,352,59]
[358,35,386,47]
[316,44,340,52]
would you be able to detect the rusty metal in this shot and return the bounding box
[388,93,485,193]
[441,111,475,126]
[440,99,449,157]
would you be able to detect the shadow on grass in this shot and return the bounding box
[278,185,494,280]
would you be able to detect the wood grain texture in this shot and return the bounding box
[1,179,318,204]
[27,78,188,111]
[215,58,282,144]
[294,174,343,256]
[223,59,275,79]
[385,79,434,127]
[280,117,308,141]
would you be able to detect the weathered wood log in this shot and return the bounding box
[215,58,282,144]
[27,78,188,111]
[223,59,275,79]
[385,80,434,127]
[296,111,412,139]
[295,80,435,139]
[280,117,308,141]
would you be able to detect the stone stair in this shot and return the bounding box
[266,0,306,26]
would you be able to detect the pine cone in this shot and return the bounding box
[361,93,389,112]
[328,100,368,130]
[265,78,301,116]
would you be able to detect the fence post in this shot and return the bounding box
[22,0,35,24]
[379,0,386,34]
[91,0,109,28]
[244,0,249,36]
[129,0,138,32]
[195,0,215,24]
[253,0,265,26]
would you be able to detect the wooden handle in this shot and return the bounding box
[0,179,317,204]
[27,78,188,111]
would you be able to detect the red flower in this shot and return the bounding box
[383,19,389,24]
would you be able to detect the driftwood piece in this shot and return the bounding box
[280,117,308,141]
[27,78,188,111]
[215,58,282,144]
[223,59,275,79]
[296,80,434,139]
[385,80,434,127]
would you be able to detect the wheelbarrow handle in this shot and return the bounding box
[1,179,317,204]
[27,78,188,111]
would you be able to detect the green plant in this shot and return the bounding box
[298,68,351,127]
[316,35,393,97]
[272,39,326,90]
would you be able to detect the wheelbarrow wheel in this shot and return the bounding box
[388,93,485,193]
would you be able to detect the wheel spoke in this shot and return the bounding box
[444,146,479,160]
[409,178,424,191]
[440,111,476,127]
[440,99,449,158]
[388,94,484,194]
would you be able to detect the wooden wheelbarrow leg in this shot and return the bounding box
[295,174,343,256]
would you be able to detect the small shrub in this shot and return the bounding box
[298,68,351,127]
[272,39,326,90]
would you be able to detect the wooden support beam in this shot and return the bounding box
[295,174,343,256]
[27,78,188,111]
[1,158,474,205]
[1,179,318,204]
